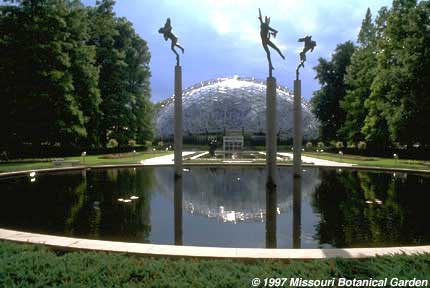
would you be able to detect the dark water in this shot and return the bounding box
[0,167,429,249]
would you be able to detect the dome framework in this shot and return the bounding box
[155,76,318,141]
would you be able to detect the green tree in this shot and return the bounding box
[340,8,377,144]
[66,0,102,148]
[361,7,391,148]
[1,0,86,150]
[89,0,153,148]
[364,0,430,146]
[311,41,355,142]
[116,17,153,144]
[88,0,126,147]
[0,0,153,155]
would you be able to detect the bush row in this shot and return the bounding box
[0,241,429,287]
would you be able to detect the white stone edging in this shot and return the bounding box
[1,228,429,259]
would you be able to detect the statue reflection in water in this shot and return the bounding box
[174,175,183,245]
[172,167,303,248]
[266,184,277,248]
[292,176,302,248]
[266,174,302,249]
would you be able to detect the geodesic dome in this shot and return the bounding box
[155,76,318,140]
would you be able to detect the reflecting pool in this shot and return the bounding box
[0,167,429,248]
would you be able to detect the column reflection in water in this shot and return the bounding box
[174,175,183,245]
[266,184,277,248]
[292,176,302,248]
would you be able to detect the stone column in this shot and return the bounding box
[292,176,301,248]
[293,79,302,177]
[174,65,183,178]
[266,77,277,187]
[174,174,183,245]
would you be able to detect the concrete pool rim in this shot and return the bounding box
[1,228,429,259]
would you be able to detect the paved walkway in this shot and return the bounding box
[278,152,356,167]
[190,151,209,160]
[144,151,355,167]
[141,152,195,165]
[257,151,285,161]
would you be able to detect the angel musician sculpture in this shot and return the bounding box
[158,18,185,65]
[297,35,316,71]
[258,8,285,77]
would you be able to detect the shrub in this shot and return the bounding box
[128,139,137,147]
[157,141,164,149]
[306,142,313,149]
[335,141,344,149]
[317,142,325,148]
[357,141,367,150]
[144,140,153,148]
[107,139,118,149]
[0,241,429,287]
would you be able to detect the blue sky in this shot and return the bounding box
[82,0,392,103]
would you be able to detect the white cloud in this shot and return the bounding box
[211,11,232,35]
[238,22,260,44]
[271,37,288,52]
[183,0,391,39]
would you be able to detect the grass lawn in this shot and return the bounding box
[0,241,429,287]
[0,151,172,173]
[184,151,430,171]
[304,152,430,171]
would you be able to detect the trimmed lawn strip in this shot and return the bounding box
[2,151,430,173]
[0,151,172,173]
[0,241,429,287]
[304,152,430,171]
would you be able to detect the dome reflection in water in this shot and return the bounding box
[0,167,429,249]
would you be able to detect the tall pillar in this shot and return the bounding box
[266,77,277,187]
[292,176,301,248]
[174,174,183,245]
[266,185,277,248]
[174,64,183,245]
[293,79,302,177]
[174,65,183,177]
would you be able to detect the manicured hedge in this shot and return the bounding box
[0,241,429,287]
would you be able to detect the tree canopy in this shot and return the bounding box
[0,0,153,155]
[312,0,430,149]
[311,41,355,142]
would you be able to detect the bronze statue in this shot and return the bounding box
[258,8,285,77]
[297,36,316,70]
[159,18,184,65]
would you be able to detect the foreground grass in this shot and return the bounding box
[304,152,430,171]
[0,151,171,173]
[0,241,429,287]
